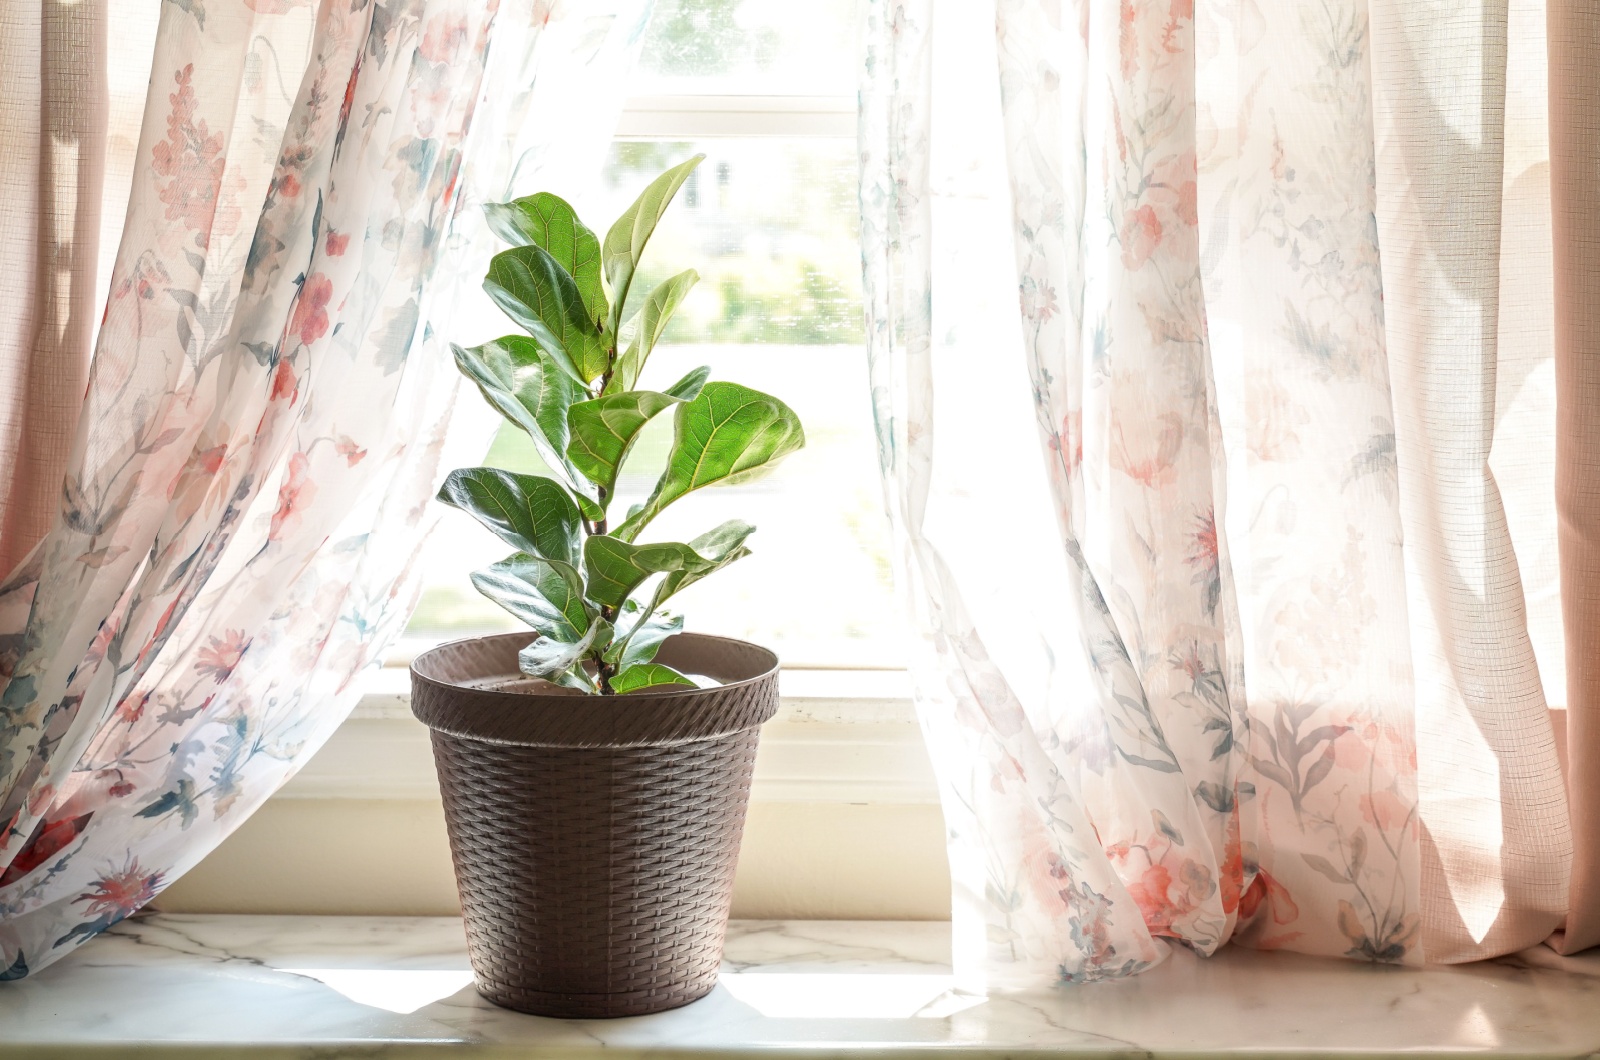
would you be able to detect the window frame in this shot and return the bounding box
[401,89,901,674]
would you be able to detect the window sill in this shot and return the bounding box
[6,913,1598,1056]
[158,665,949,920]
[280,665,939,806]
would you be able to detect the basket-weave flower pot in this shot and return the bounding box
[409,631,779,1018]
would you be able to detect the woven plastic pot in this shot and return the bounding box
[410,631,779,1019]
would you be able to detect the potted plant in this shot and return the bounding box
[410,156,804,1018]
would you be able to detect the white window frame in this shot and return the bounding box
[614,94,856,139]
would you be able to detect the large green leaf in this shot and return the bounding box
[659,520,757,599]
[519,618,609,689]
[604,603,682,671]
[450,338,585,488]
[602,155,704,333]
[609,662,696,694]
[484,244,608,383]
[582,538,693,610]
[616,383,804,540]
[469,552,592,644]
[604,270,699,396]
[482,192,607,328]
[582,519,755,610]
[566,367,710,497]
[436,468,581,568]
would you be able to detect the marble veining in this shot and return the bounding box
[2,914,1599,1057]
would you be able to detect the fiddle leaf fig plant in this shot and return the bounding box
[441,156,805,695]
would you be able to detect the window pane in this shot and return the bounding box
[602,141,863,345]
[632,0,859,96]
[405,138,905,668]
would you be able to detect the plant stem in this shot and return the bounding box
[589,341,620,695]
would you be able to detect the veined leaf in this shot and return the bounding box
[603,155,704,333]
[616,382,804,540]
[582,519,755,610]
[470,552,592,644]
[659,519,756,599]
[582,537,694,610]
[484,244,607,383]
[566,367,710,497]
[436,468,581,568]
[604,270,699,395]
[450,337,584,489]
[482,192,607,328]
[519,618,610,688]
[610,662,696,694]
[604,604,683,671]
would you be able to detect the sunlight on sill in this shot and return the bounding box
[280,967,981,1020]
[282,968,475,1014]
[717,973,981,1019]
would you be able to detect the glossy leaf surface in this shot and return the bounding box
[582,519,755,610]
[519,619,610,689]
[482,192,607,327]
[450,338,584,487]
[603,155,703,332]
[659,519,757,599]
[604,603,683,671]
[609,662,696,694]
[617,383,804,539]
[436,468,581,568]
[566,367,710,497]
[469,553,591,644]
[605,269,699,395]
[484,244,607,383]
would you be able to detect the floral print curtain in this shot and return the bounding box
[0,0,651,979]
[862,0,1578,987]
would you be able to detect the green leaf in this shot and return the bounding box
[604,604,683,671]
[574,493,605,525]
[609,662,696,694]
[659,519,756,599]
[605,270,699,395]
[450,338,585,488]
[436,468,581,568]
[603,155,704,333]
[582,519,755,610]
[566,367,710,497]
[470,552,591,644]
[482,192,607,328]
[616,382,804,540]
[582,537,693,610]
[484,244,608,383]
[519,618,610,687]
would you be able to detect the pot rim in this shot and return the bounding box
[409,631,782,748]
[411,630,779,695]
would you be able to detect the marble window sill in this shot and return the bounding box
[3,914,1599,1058]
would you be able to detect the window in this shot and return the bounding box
[403,0,906,669]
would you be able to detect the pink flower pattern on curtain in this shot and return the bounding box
[0,0,650,979]
[861,0,1573,987]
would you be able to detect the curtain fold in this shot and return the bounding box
[863,0,1591,988]
[0,0,106,579]
[0,0,651,980]
[1367,0,1569,961]
[1547,0,1600,957]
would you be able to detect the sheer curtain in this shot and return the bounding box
[0,0,104,579]
[862,0,1592,987]
[0,0,651,979]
